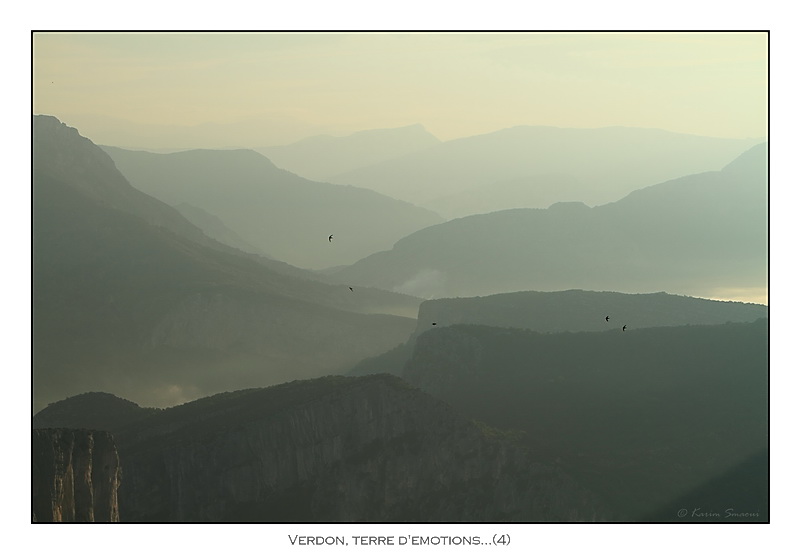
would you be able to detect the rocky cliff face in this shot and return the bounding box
[400,321,768,521]
[32,429,121,522]
[113,374,602,522]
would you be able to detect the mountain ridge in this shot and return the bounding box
[400,319,768,521]
[256,123,441,181]
[328,125,762,218]
[349,289,767,379]
[102,143,444,269]
[331,142,767,303]
[33,115,419,411]
[34,374,605,522]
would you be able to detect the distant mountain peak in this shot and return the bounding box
[256,124,441,182]
[548,201,591,212]
[722,141,767,174]
[291,123,437,144]
[33,116,421,410]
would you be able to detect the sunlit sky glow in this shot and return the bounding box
[33,31,767,148]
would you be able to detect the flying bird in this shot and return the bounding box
[432,322,437,326]
[328,234,333,242]
[605,315,610,322]
[349,287,353,292]
[622,325,627,331]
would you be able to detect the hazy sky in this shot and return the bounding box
[32,31,767,148]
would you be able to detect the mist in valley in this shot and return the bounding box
[30,31,768,530]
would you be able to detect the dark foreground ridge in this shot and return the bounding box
[35,374,604,522]
[401,319,768,521]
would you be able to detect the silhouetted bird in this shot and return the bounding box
[432,322,437,326]
[349,287,353,292]
[328,234,333,242]
[605,315,610,322]
[622,325,627,331]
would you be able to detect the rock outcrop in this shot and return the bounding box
[32,428,121,522]
[109,374,601,522]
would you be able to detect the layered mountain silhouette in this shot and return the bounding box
[33,375,604,522]
[426,174,586,220]
[328,125,762,217]
[101,144,443,269]
[173,202,266,256]
[31,114,769,524]
[256,123,441,181]
[349,289,767,378]
[399,320,768,521]
[413,289,767,336]
[332,143,767,302]
[33,115,419,411]
[58,112,344,151]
